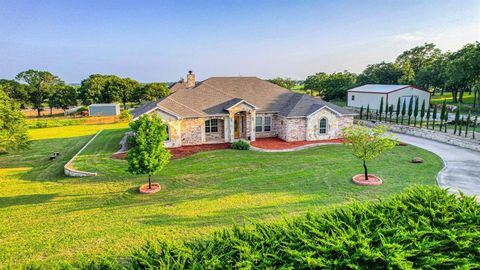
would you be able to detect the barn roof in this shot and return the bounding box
[347,84,419,94]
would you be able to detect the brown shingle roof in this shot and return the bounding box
[132,76,356,119]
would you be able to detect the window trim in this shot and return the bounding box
[319,117,327,134]
[255,116,263,132]
[256,115,272,132]
[263,116,272,132]
[351,95,355,101]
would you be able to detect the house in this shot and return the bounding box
[88,103,120,116]
[132,71,356,148]
[347,84,431,110]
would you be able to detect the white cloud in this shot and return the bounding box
[388,32,425,42]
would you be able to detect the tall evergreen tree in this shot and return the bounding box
[401,99,406,125]
[454,109,460,135]
[407,96,413,125]
[384,100,389,122]
[432,105,437,129]
[444,111,448,132]
[389,104,394,122]
[396,98,401,124]
[366,104,370,120]
[419,100,426,128]
[359,105,364,120]
[379,97,384,122]
[473,116,477,139]
[413,97,419,127]
[465,112,471,137]
[439,99,447,131]
[426,107,431,129]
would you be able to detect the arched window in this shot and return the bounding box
[319,118,327,134]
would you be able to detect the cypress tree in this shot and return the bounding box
[426,107,431,129]
[407,96,413,125]
[379,97,384,122]
[439,99,447,131]
[389,104,394,122]
[376,109,379,120]
[432,105,437,129]
[396,98,401,124]
[473,116,477,139]
[401,99,406,125]
[419,100,425,128]
[459,116,463,135]
[465,111,471,137]
[385,100,389,122]
[454,109,460,135]
[444,111,448,132]
[359,105,364,120]
[413,97,419,127]
[366,104,370,120]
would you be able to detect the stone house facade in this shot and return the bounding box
[133,72,356,147]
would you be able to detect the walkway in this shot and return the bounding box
[395,133,480,198]
[250,138,345,151]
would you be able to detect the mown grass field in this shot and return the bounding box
[0,123,442,268]
[431,92,479,114]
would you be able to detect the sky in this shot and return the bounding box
[1,0,479,83]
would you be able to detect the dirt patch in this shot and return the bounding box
[251,137,345,150]
[352,174,383,186]
[111,152,127,159]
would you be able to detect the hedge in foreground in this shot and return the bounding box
[75,187,480,269]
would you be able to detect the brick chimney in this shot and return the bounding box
[186,70,195,88]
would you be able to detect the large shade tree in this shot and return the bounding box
[267,77,296,90]
[0,79,29,108]
[127,114,171,190]
[49,85,78,113]
[136,82,170,102]
[15,69,63,117]
[357,62,403,85]
[0,89,29,153]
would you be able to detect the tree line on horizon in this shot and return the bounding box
[0,71,170,117]
[268,42,480,105]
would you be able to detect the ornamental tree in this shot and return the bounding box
[401,99,406,125]
[407,96,413,125]
[395,98,401,124]
[127,114,172,189]
[413,97,419,127]
[419,99,426,128]
[379,97,384,122]
[343,125,397,181]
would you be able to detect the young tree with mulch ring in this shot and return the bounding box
[127,114,171,192]
[343,125,397,182]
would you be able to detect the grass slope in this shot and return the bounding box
[0,124,442,268]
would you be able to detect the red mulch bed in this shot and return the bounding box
[139,183,161,194]
[250,137,346,150]
[352,174,383,186]
[111,144,231,160]
[169,143,231,159]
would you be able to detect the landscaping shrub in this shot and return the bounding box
[119,110,133,122]
[68,186,480,269]
[231,140,250,150]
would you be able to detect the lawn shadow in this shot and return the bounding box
[0,193,57,208]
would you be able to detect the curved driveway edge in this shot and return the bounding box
[394,133,480,199]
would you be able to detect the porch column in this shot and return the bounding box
[228,112,235,142]
[250,110,256,141]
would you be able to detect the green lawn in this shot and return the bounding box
[0,124,443,268]
[431,92,479,114]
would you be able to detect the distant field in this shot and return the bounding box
[431,92,479,114]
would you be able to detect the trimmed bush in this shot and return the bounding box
[67,186,480,269]
[231,140,250,150]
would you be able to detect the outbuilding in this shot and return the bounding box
[88,103,120,116]
[347,84,430,110]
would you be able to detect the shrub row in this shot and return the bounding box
[64,186,480,269]
[27,118,87,129]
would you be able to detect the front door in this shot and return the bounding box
[234,115,240,138]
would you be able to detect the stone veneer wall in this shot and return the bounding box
[358,120,480,152]
[306,108,354,140]
[285,118,307,141]
[180,118,204,146]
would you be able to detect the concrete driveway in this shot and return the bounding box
[394,133,480,198]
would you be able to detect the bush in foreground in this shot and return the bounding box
[51,187,480,269]
[231,140,250,150]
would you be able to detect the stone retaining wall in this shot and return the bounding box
[64,130,103,177]
[357,120,480,152]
